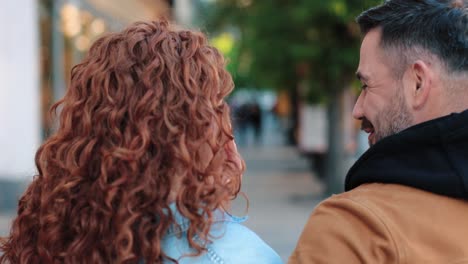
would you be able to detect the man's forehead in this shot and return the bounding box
[360,30,383,61]
[356,49,377,82]
[357,29,391,81]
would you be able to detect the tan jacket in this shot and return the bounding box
[289,183,468,264]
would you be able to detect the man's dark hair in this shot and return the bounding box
[357,0,468,74]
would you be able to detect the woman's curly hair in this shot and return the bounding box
[0,20,244,263]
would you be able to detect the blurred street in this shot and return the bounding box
[0,215,11,239]
[232,111,326,261]
[239,145,324,262]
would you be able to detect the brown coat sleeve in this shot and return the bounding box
[288,196,399,264]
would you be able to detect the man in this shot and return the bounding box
[289,0,468,263]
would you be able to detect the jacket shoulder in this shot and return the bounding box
[341,183,468,264]
[289,186,400,264]
[209,222,283,264]
[163,219,282,264]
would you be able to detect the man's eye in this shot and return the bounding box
[361,84,368,90]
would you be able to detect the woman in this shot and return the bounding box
[0,20,282,264]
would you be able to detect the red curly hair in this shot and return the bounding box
[0,20,244,263]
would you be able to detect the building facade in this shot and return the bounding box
[0,0,174,211]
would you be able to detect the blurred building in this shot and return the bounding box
[39,0,173,137]
[0,0,41,183]
[0,0,183,210]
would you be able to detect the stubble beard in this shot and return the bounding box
[371,90,413,146]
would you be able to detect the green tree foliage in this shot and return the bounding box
[203,0,380,102]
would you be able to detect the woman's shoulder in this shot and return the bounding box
[162,206,283,264]
[207,220,284,264]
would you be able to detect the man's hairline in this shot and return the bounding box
[363,26,452,81]
[366,26,468,99]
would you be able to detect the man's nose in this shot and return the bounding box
[352,93,364,120]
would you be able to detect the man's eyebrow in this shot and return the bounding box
[356,71,369,82]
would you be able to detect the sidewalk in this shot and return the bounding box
[238,145,324,262]
[0,214,12,237]
[0,180,25,237]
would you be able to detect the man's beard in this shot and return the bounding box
[362,90,413,146]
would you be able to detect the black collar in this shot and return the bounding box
[345,110,468,199]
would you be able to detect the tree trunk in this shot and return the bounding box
[325,89,346,195]
[288,84,299,146]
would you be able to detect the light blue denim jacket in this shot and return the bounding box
[161,204,283,264]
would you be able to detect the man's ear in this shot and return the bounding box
[406,60,433,110]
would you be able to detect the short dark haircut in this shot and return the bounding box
[357,0,468,74]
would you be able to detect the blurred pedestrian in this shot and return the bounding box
[232,102,249,146]
[272,91,291,144]
[247,100,262,144]
[0,20,282,264]
[290,0,468,263]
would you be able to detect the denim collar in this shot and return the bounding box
[166,203,247,236]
